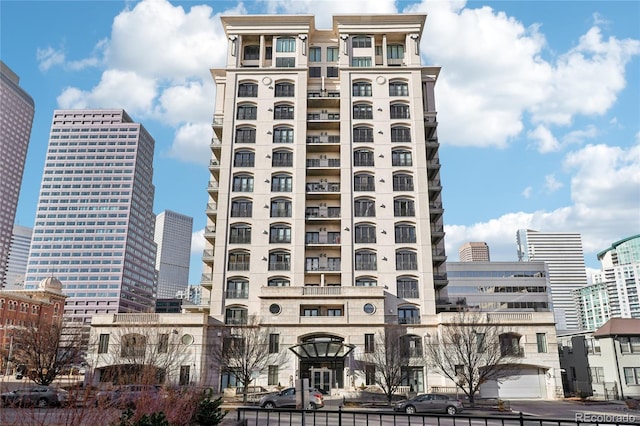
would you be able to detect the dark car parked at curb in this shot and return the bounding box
[94,384,165,408]
[394,393,464,415]
[0,386,68,408]
[259,387,324,410]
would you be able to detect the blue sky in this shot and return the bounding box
[2,0,639,285]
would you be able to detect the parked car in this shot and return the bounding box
[0,386,67,408]
[394,393,463,415]
[259,387,324,409]
[95,385,165,408]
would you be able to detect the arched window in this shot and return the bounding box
[395,223,416,243]
[269,250,291,271]
[397,277,419,298]
[353,126,373,143]
[352,81,372,97]
[238,82,258,97]
[354,173,375,191]
[390,103,410,119]
[235,127,256,144]
[236,103,257,120]
[272,149,293,167]
[396,249,418,270]
[355,277,377,287]
[394,198,415,217]
[271,174,292,192]
[271,198,292,218]
[233,150,255,167]
[353,103,373,119]
[274,104,294,120]
[273,127,294,143]
[275,82,295,97]
[228,251,250,271]
[232,174,253,192]
[393,173,414,191]
[500,333,523,356]
[229,224,251,244]
[268,277,290,287]
[354,198,375,217]
[355,250,377,271]
[391,126,411,143]
[226,278,249,299]
[353,149,374,167]
[398,306,420,324]
[389,80,409,96]
[270,224,291,243]
[230,198,252,217]
[225,306,248,325]
[355,223,376,244]
[392,149,412,166]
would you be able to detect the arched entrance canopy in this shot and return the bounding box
[289,338,355,360]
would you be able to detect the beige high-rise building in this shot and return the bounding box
[201,13,448,391]
[458,242,490,262]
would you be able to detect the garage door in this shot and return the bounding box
[498,368,545,399]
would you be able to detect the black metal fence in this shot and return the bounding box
[235,407,639,426]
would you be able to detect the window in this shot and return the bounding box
[390,104,410,119]
[389,81,409,96]
[355,277,377,287]
[619,337,640,353]
[231,199,252,217]
[326,66,339,78]
[238,82,258,97]
[98,334,110,354]
[354,174,375,191]
[355,250,377,270]
[232,175,253,192]
[394,198,415,217]
[353,127,373,142]
[327,308,343,316]
[536,333,547,353]
[225,307,248,325]
[237,104,257,120]
[327,47,339,62]
[121,334,146,357]
[585,338,601,354]
[398,307,420,324]
[269,334,280,353]
[271,199,292,217]
[352,81,372,97]
[396,250,417,270]
[351,57,372,67]
[353,149,374,167]
[589,367,604,384]
[268,365,279,386]
[229,224,251,244]
[391,126,411,143]
[352,36,372,48]
[276,37,296,52]
[270,225,291,243]
[271,175,292,192]
[387,44,405,60]
[355,224,376,244]
[276,57,296,68]
[395,223,416,243]
[158,334,169,354]
[268,277,290,287]
[275,82,295,97]
[364,334,375,353]
[393,174,414,191]
[309,47,321,62]
[272,150,293,167]
[365,365,376,385]
[392,149,412,166]
[235,127,256,144]
[274,105,294,120]
[226,279,249,298]
[269,251,291,270]
[234,151,255,167]
[353,104,373,119]
[273,127,294,143]
[243,45,260,60]
[228,251,250,271]
[354,199,375,217]
[624,367,640,385]
[397,277,418,298]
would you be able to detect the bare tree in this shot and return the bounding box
[424,311,520,405]
[210,315,288,403]
[361,326,411,404]
[11,322,84,386]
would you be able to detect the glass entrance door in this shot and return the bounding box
[310,367,332,394]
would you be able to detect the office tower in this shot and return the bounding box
[458,242,490,262]
[154,210,193,299]
[0,62,35,286]
[24,109,157,327]
[202,14,448,391]
[517,229,588,330]
[574,282,610,331]
[593,234,640,319]
[3,225,32,289]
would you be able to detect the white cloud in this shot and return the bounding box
[522,186,532,199]
[191,228,205,254]
[166,123,212,164]
[36,47,65,71]
[562,125,598,146]
[528,125,560,153]
[445,143,640,264]
[155,80,214,125]
[544,174,563,193]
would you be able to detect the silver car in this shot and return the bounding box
[0,386,67,408]
[394,393,464,415]
[259,387,324,409]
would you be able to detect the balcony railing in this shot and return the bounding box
[269,262,291,271]
[229,235,251,244]
[501,345,525,357]
[306,183,340,192]
[399,316,421,325]
[305,208,340,218]
[225,289,249,299]
[307,113,340,121]
[228,262,250,271]
[306,159,340,167]
[305,263,341,272]
[398,290,420,299]
[306,135,340,144]
[308,91,340,98]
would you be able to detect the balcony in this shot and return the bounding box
[207,181,219,193]
[228,262,250,271]
[427,159,441,179]
[200,273,212,289]
[305,263,341,272]
[210,137,222,154]
[397,289,420,299]
[202,249,214,263]
[430,225,445,242]
[225,289,249,299]
[307,112,340,130]
[305,234,341,246]
[269,262,291,271]
[211,114,223,138]
[305,207,340,220]
[398,316,421,325]
[307,91,340,108]
[429,203,444,219]
[206,203,218,218]
[204,226,216,242]
[306,182,341,199]
[306,135,340,152]
[306,158,340,175]
[424,112,438,138]
[260,285,385,299]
